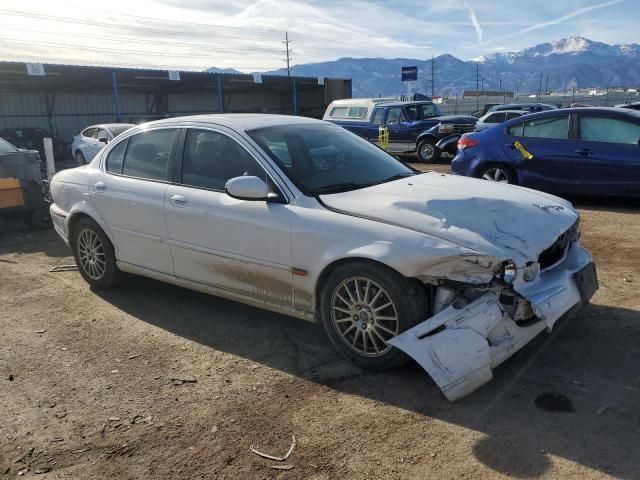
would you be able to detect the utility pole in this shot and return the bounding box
[538,73,543,101]
[282,32,292,76]
[545,75,549,95]
[431,54,435,99]
[476,64,480,110]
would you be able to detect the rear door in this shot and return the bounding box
[573,113,640,196]
[503,114,576,193]
[90,127,179,274]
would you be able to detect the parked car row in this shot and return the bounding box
[71,123,135,165]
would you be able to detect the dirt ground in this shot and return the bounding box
[1,163,639,479]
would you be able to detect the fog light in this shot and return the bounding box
[498,260,517,284]
[523,262,539,282]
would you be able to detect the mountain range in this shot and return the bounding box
[209,37,640,97]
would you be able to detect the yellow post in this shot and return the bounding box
[378,126,389,150]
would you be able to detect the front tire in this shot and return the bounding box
[417,139,440,163]
[71,218,124,289]
[319,262,425,370]
[27,208,53,230]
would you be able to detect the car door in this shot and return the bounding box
[164,127,294,307]
[90,127,179,274]
[572,113,640,196]
[78,128,97,158]
[383,107,412,153]
[367,108,385,143]
[503,113,576,193]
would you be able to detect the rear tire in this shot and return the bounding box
[476,163,517,184]
[417,139,440,163]
[71,218,124,289]
[319,261,426,370]
[28,207,53,230]
[75,151,86,166]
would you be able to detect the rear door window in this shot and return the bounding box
[579,116,640,145]
[121,129,178,181]
[106,139,128,174]
[485,112,506,123]
[82,128,97,138]
[508,115,569,139]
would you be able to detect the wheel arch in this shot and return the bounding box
[313,256,430,321]
[66,208,116,252]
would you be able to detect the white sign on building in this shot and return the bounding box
[168,70,181,81]
[26,63,45,76]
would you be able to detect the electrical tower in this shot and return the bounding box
[282,32,292,76]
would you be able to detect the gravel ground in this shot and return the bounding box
[1,164,639,479]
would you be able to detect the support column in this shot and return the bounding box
[217,75,224,113]
[111,71,121,122]
[292,78,297,116]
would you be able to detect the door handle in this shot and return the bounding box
[93,181,106,192]
[574,148,592,156]
[170,194,187,207]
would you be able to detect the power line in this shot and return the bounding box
[0,38,280,61]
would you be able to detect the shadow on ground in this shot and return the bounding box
[96,274,640,479]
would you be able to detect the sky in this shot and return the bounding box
[0,0,636,72]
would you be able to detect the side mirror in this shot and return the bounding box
[225,176,269,201]
[99,137,109,144]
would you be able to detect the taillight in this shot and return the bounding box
[458,135,479,150]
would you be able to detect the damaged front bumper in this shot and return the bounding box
[389,242,597,401]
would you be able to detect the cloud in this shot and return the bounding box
[463,1,483,43]
[483,0,625,44]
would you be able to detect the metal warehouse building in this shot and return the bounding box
[0,61,352,142]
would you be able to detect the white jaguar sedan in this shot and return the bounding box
[49,114,598,401]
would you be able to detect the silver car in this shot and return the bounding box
[71,123,134,165]
[475,110,527,131]
[49,115,598,401]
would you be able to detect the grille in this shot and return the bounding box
[452,124,476,135]
[538,220,579,270]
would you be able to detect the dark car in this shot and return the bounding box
[0,127,68,159]
[324,99,477,162]
[451,107,640,197]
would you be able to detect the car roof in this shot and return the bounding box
[482,110,526,116]
[375,101,434,107]
[141,114,328,131]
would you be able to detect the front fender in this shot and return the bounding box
[435,134,460,151]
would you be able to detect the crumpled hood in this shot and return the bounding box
[320,172,578,265]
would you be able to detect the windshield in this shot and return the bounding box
[108,125,134,137]
[0,137,18,154]
[248,124,414,195]
[404,103,441,121]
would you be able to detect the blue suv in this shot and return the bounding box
[451,107,640,197]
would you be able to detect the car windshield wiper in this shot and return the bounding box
[312,182,369,195]
[377,172,416,184]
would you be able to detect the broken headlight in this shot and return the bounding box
[523,262,539,282]
[497,260,517,284]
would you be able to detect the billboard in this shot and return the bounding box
[401,66,418,81]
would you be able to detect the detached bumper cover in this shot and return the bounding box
[389,243,596,401]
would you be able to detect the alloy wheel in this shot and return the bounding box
[330,276,400,358]
[482,167,510,183]
[77,228,106,280]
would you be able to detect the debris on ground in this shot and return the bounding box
[271,464,294,470]
[596,403,612,415]
[71,447,91,454]
[49,264,78,272]
[534,392,575,413]
[250,435,296,461]
[34,467,51,474]
[171,376,197,385]
[128,354,142,360]
[34,329,46,334]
